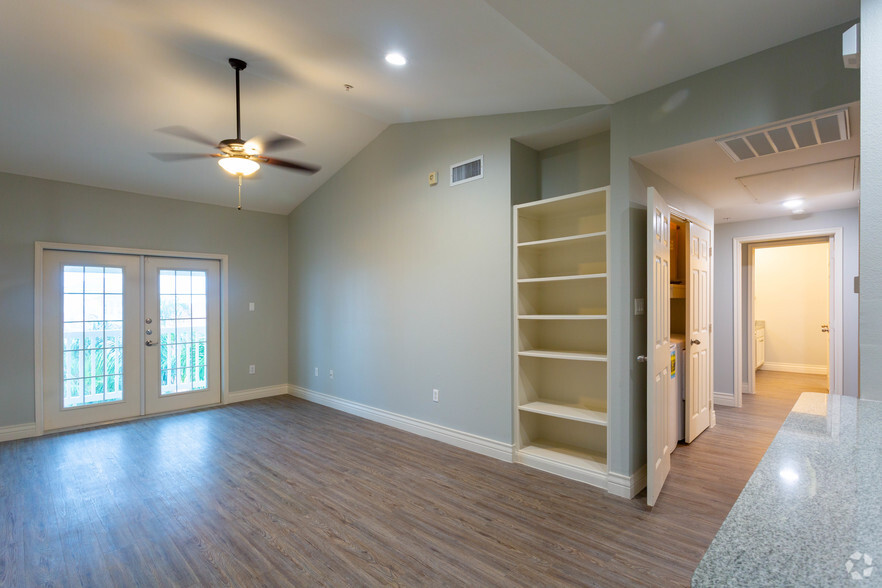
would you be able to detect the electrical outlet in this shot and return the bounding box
[249,364,256,375]
[249,302,255,311]
[314,367,319,377]
[329,369,334,380]
[432,388,439,402]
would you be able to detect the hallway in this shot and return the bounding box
[755,370,829,398]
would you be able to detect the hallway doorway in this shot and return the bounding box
[750,241,830,395]
[732,228,843,406]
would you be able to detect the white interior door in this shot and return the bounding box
[647,187,672,507]
[144,257,221,414]
[42,251,142,430]
[685,222,711,442]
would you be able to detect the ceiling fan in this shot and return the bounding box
[151,58,321,180]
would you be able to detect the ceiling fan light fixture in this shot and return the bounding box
[218,156,260,176]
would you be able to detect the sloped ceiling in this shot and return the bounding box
[0,0,859,214]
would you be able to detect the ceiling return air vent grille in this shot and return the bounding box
[716,108,849,162]
[450,155,483,186]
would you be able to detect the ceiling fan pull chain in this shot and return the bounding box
[237,174,243,211]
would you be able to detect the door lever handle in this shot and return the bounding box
[637,355,647,363]
[145,340,157,347]
[691,339,701,345]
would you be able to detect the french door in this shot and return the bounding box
[144,256,220,414]
[42,250,221,431]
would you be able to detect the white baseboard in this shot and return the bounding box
[226,384,289,404]
[714,392,738,407]
[607,465,647,499]
[741,382,751,395]
[514,450,608,489]
[289,385,514,463]
[760,362,827,375]
[0,422,38,443]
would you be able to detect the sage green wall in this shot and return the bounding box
[861,2,882,400]
[539,131,610,199]
[287,108,597,443]
[0,172,289,428]
[510,140,540,206]
[609,22,860,477]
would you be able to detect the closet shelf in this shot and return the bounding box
[518,231,606,250]
[518,273,606,284]
[518,350,607,362]
[519,400,607,426]
[519,442,608,474]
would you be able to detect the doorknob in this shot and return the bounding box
[821,325,830,333]
[637,355,647,363]
[691,339,701,345]
[145,340,157,346]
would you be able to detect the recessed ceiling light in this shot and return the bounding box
[782,197,805,209]
[792,209,806,215]
[385,52,407,66]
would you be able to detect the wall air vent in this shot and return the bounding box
[716,108,850,162]
[450,155,483,186]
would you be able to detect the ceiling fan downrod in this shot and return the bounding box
[229,58,247,141]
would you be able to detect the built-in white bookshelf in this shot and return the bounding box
[513,186,610,488]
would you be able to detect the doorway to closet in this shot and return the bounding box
[646,188,713,506]
[37,245,224,432]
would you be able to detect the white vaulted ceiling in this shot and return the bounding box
[0,0,859,213]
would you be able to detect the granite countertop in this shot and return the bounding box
[693,393,882,587]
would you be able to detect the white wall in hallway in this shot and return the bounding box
[755,243,829,371]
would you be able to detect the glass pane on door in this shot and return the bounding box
[62,265,125,408]
[158,269,208,395]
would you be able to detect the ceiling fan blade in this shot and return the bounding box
[262,156,321,174]
[246,132,302,154]
[157,125,218,148]
[150,152,215,162]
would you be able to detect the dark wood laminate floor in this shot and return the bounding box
[1,381,810,587]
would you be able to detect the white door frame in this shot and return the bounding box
[34,241,230,436]
[732,228,843,407]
